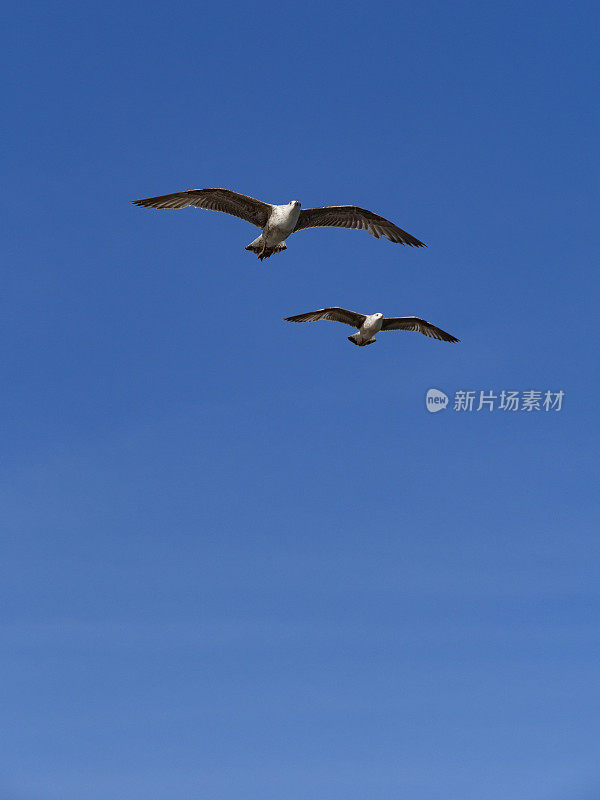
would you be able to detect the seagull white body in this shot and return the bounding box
[131,188,425,260]
[352,313,384,346]
[246,201,302,257]
[284,307,459,347]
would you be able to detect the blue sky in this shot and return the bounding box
[2,1,598,798]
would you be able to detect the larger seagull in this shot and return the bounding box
[284,307,459,346]
[131,188,426,260]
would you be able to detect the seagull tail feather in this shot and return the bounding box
[348,334,376,347]
[245,236,287,260]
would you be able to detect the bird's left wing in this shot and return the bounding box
[380,317,459,342]
[293,206,426,247]
[131,188,272,228]
[284,307,366,328]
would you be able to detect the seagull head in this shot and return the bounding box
[374,313,383,319]
[289,200,301,208]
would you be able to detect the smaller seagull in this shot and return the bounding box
[284,307,459,347]
[131,188,425,260]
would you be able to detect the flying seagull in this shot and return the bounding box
[131,188,426,260]
[284,307,459,347]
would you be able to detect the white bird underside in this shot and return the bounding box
[284,307,459,346]
[131,188,426,259]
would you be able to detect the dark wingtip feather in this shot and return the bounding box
[442,332,460,343]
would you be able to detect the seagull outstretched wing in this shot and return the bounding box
[132,188,272,228]
[293,206,425,247]
[284,307,367,328]
[381,317,459,342]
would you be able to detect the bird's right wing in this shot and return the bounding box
[293,206,426,246]
[380,316,459,342]
[131,188,272,228]
[284,307,366,328]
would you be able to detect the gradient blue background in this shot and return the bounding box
[2,2,598,799]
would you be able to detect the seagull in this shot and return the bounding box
[131,188,426,260]
[284,307,459,346]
